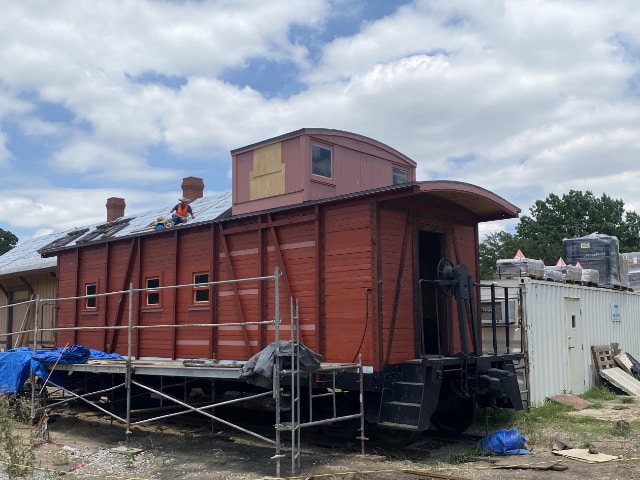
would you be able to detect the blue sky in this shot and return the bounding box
[1,0,639,244]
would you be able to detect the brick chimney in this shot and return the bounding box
[106,197,126,222]
[181,176,205,201]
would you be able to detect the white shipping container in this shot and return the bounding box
[482,278,640,406]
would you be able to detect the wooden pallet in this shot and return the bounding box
[498,273,544,280]
[591,345,616,384]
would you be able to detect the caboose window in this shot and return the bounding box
[146,277,160,305]
[193,273,209,303]
[311,144,332,178]
[85,284,97,309]
[392,167,408,185]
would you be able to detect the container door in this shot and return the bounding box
[564,298,585,394]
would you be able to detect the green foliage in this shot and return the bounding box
[480,190,640,273]
[0,228,18,256]
[0,396,35,479]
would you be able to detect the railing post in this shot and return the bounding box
[125,282,134,448]
[504,287,510,354]
[273,266,281,478]
[31,295,41,420]
[490,284,497,355]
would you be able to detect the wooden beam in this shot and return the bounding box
[219,224,253,358]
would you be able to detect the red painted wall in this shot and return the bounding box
[54,189,483,370]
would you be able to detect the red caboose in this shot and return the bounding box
[41,129,523,438]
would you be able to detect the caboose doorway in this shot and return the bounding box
[417,230,447,357]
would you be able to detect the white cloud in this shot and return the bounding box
[0,0,639,243]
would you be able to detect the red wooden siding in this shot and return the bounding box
[217,227,261,359]
[322,202,374,365]
[105,240,139,354]
[379,207,416,364]
[174,227,213,359]
[263,215,318,352]
[52,187,492,370]
[137,234,176,358]
[55,252,78,347]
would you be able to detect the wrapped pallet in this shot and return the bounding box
[563,265,582,283]
[563,233,627,288]
[543,266,564,282]
[622,252,640,291]
[496,258,544,279]
[581,268,600,285]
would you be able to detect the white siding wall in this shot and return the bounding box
[487,278,640,405]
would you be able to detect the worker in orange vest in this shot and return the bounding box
[170,197,195,226]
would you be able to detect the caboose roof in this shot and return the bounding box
[230,127,416,169]
[32,180,518,259]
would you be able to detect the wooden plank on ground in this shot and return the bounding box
[493,459,568,471]
[600,367,640,396]
[615,352,635,376]
[402,470,473,480]
[552,448,620,463]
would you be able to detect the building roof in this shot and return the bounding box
[2,180,519,271]
[0,232,60,279]
[0,191,233,275]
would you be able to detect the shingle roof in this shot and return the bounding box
[0,191,232,277]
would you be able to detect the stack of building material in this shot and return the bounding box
[496,258,545,279]
[562,265,582,283]
[580,268,599,285]
[543,266,564,282]
[622,252,640,291]
[564,233,627,288]
[544,265,583,283]
[592,344,640,395]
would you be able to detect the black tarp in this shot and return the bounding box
[239,341,322,388]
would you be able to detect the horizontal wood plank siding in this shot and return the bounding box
[50,187,489,371]
[138,235,176,358]
[322,202,373,364]
[175,228,213,359]
[217,229,261,359]
[379,208,415,364]
[105,241,137,355]
[264,219,318,351]
[54,251,78,347]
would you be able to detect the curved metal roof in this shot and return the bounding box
[416,181,520,221]
[231,128,416,168]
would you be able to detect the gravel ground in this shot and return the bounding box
[2,398,640,480]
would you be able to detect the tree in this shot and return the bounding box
[0,228,18,255]
[480,190,640,278]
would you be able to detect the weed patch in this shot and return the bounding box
[0,395,35,479]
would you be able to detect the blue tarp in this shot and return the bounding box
[0,348,33,394]
[477,428,532,455]
[0,345,125,394]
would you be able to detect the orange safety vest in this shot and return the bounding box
[177,203,189,217]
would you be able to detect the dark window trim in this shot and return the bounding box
[145,277,161,306]
[193,272,210,304]
[85,283,97,310]
[311,143,333,180]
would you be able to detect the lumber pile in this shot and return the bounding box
[591,344,640,395]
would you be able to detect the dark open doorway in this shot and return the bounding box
[417,230,447,357]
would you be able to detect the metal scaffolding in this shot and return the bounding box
[0,267,364,477]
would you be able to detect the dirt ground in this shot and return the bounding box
[5,397,640,480]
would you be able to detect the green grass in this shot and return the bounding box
[474,387,637,451]
[580,385,619,402]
